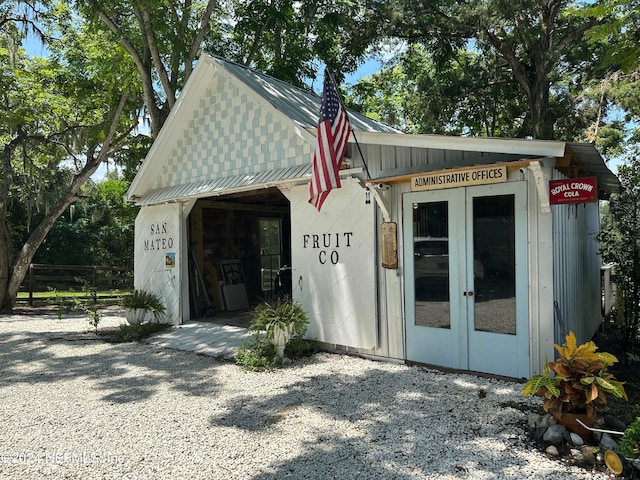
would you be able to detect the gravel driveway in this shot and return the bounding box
[0,314,609,480]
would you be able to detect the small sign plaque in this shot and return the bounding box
[411,165,507,191]
[381,222,398,269]
[549,177,597,205]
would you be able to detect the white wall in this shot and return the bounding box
[134,204,182,325]
[522,163,555,375]
[290,179,377,350]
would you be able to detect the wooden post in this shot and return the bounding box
[28,264,34,306]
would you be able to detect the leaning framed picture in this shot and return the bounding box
[220,259,245,285]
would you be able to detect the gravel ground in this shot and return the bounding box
[0,313,612,480]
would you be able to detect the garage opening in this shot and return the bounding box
[187,187,291,326]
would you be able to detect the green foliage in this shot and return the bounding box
[523,331,628,417]
[119,289,166,320]
[620,415,640,459]
[284,336,320,358]
[86,306,102,334]
[348,46,527,137]
[235,334,283,372]
[249,299,308,342]
[598,150,640,346]
[107,322,172,343]
[234,333,319,372]
[582,0,640,73]
[236,301,316,371]
[71,298,102,334]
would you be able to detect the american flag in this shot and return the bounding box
[309,70,351,211]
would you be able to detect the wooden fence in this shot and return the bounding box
[21,264,133,306]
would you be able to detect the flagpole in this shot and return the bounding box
[325,69,372,180]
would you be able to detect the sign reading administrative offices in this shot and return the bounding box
[411,165,507,191]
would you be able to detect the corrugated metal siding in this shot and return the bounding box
[552,169,602,345]
[353,143,535,179]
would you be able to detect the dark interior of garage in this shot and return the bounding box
[187,187,291,320]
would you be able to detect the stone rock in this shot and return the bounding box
[545,445,560,456]
[569,432,584,446]
[541,414,557,427]
[580,446,596,465]
[570,448,584,462]
[527,413,542,429]
[603,414,627,433]
[599,433,619,452]
[543,424,566,445]
[534,426,547,441]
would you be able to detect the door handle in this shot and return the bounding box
[463,291,474,297]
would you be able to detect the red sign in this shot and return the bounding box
[549,177,597,205]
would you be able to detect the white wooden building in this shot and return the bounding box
[126,53,619,378]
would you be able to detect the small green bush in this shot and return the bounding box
[235,333,320,372]
[235,334,282,371]
[285,336,320,358]
[108,322,172,343]
[620,413,640,459]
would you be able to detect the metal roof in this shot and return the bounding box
[137,164,312,205]
[208,54,400,134]
[128,54,619,204]
[566,143,620,196]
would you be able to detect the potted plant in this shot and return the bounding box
[523,331,627,438]
[120,289,166,325]
[249,299,308,358]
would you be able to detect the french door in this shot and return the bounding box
[403,182,529,378]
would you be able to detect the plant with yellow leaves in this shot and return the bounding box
[523,331,628,417]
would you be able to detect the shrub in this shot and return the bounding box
[620,409,640,459]
[107,322,172,343]
[523,331,628,417]
[235,334,282,372]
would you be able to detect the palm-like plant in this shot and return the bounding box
[120,289,166,321]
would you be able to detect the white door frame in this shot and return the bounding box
[403,182,530,377]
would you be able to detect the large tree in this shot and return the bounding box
[361,0,609,140]
[76,0,221,138]
[79,0,374,138]
[0,8,143,312]
[347,45,528,136]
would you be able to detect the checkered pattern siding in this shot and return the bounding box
[159,76,314,189]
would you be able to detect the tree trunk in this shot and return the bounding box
[0,222,14,313]
[0,133,20,313]
[0,95,128,314]
[529,79,555,140]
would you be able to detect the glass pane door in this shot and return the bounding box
[404,182,529,377]
[413,201,450,329]
[259,218,281,292]
[472,194,516,335]
[404,190,464,370]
